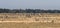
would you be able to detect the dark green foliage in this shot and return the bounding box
[0,8,60,13]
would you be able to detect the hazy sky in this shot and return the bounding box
[0,0,60,9]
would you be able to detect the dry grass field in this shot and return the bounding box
[0,13,60,28]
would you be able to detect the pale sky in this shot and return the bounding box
[0,0,60,9]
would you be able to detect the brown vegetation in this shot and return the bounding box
[0,13,60,28]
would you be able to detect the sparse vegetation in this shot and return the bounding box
[0,13,59,28]
[0,9,59,28]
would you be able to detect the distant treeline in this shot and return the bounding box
[0,8,60,13]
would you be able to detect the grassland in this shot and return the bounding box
[0,13,60,28]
